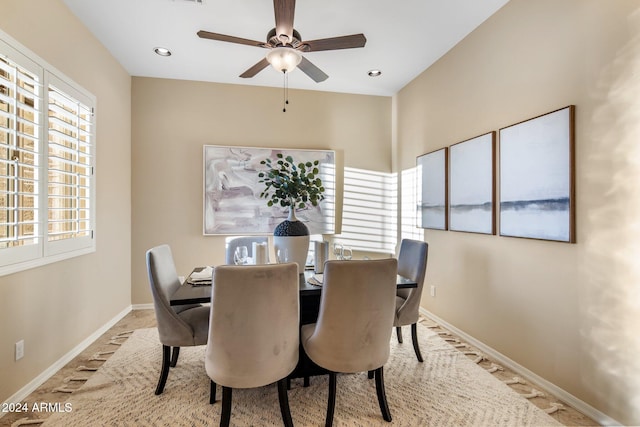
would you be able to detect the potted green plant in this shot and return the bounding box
[258,153,325,272]
[258,154,325,216]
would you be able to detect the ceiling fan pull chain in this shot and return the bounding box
[286,72,290,105]
[283,70,289,112]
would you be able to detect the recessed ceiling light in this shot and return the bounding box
[368,69,382,77]
[154,47,172,57]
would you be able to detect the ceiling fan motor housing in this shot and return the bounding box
[267,28,304,50]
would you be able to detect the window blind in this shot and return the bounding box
[335,167,397,254]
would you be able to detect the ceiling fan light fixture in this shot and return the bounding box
[266,47,302,73]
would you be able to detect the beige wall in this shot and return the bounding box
[3,0,637,424]
[0,1,131,402]
[131,77,391,304]
[396,0,640,424]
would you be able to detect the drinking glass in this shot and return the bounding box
[276,248,289,263]
[333,243,344,260]
[342,246,353,260]
[234,246,248,265]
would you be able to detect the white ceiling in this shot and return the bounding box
[62,0,510,97]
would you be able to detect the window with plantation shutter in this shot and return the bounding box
[0,31,95,275]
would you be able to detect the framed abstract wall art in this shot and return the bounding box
[449,132,496,234]
[203,145,335,235]
[416,147,448,230]
[499,105,576,242]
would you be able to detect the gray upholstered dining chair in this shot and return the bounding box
[301,258,398,426]
[146,244,210,395]
[205,263,299,427]
[224,236,268,264]
[394,239,429,362]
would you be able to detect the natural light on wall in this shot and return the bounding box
[334,167,397,254]
[583,7,640,422]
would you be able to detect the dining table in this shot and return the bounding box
[170,266,418,384]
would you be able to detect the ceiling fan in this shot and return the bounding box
[197,0,367,83]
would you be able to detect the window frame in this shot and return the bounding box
[0,30,96,276]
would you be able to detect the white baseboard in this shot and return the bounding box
[420,308,620,427]
[1,305,132,411]
[132,303,154,310]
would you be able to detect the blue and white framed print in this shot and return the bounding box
[417,147,448,230]
[499,106,576,242]
[449,132,496,234]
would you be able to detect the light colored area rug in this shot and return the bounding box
[42,324,560,426]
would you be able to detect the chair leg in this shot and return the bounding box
[155,345,171,395]
[367,370,374,379]
[220,386,232,427]
[304,376,310,387]
[411,323,424,362]
[396,326,403,343]
[325,372,337,427]
[170,346,180,367]
[374,367,392,422]
[277,379,294,427]
[210,380,217,404]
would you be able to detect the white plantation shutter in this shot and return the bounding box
[46,76,94,254]
[0,44,43,265]
[0,32,95,275]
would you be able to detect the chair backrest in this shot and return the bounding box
[146,244,195,345]
[225,236,269,264]
[205,263,299,389]
[308,258,398,373]
[396,239,429,321]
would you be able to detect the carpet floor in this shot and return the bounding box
[37,322,562,426]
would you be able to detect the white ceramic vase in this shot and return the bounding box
[273,206,309,274]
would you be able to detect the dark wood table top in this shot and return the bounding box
[170,267,417,306]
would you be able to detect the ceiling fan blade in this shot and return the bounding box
[273,0,295,43]
[239,58,271,78]
[197,30,265,48]
[303,34,367,52]
[298,56,328,83]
